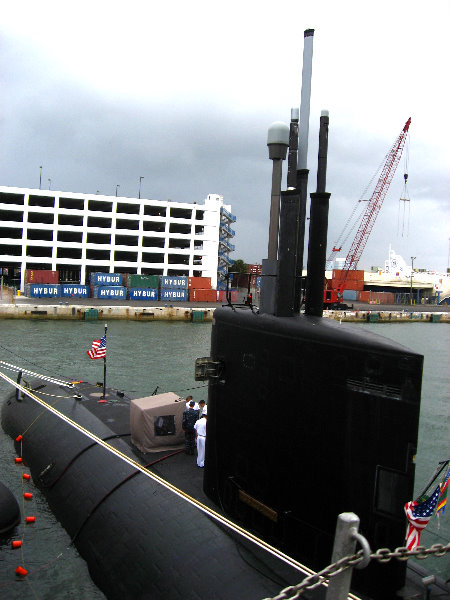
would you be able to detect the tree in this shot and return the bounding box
[231,259,248,275]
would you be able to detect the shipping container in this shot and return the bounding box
[190,289,217,302]
[160,276,188,289]
[160,288,188,302]
[25,270,59,285]
[188,277,211,289]
[128,274,159,289]
[28,284,61,298]
[92,286,127,299]
[332,279,364,292]
[358,291,371,303]
[332,269,365,282]
[90,273,123,286]
[342,289,358,301]
[357,291,395,304]
[61,284,89,298]
[129,288,159,301]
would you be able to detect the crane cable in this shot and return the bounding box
[326,152,387,267]
[397,133,411,238]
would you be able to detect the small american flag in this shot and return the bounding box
[87,335,106,360]
[437,468,450,516]
[404,484,441,550]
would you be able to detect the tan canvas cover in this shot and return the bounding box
[130,392,187,453]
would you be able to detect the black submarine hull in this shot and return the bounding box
[205,307,423,600]
[1,382,308,600]
[0,479,20,534]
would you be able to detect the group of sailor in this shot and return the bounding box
[182,395,207,467]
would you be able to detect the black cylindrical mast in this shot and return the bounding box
[305,111,331,317]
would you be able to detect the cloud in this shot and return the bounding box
[1,0,449,272]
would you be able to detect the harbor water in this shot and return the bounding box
[0,319,448,597]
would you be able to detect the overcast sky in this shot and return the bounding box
[1,1,449,272]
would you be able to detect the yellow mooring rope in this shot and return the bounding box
[0,368,362,599]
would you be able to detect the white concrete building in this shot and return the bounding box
[0,186,235,291]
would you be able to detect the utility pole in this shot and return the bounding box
[139,176,144,199]
[39,166,42,189]
[115,185,120,197]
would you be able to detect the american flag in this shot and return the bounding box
[87,335,106,360]
[404,484,441,550]
[437,468,450,516]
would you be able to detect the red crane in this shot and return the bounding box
[325,117,411,308]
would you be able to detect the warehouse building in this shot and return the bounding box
[0,186,235,292]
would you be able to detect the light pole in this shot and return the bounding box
[410,256,416,304]
[48,178,51,190]
[115,185,120,197]
[39,166,42,189]
[139,176,144,199]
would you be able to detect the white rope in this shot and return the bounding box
[0,361,73,388]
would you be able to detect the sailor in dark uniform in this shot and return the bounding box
[182,400,199,455]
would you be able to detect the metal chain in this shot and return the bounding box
[263,543,450,600]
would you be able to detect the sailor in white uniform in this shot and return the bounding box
[185,395,199,411]
[194,407,207,468]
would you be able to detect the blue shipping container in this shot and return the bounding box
[93,286,127,299]
[29,284,61,298]
[160,288,188,302]
[160,276,188,289]
[342,289,358,301]
[61,285,89,298]
[129,288,159,301]
[90,273,123,286]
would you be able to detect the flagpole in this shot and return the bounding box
[416,459,450,501]
[102,323,107,399]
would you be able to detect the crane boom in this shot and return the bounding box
[338,117,411,292]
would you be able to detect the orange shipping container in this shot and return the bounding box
[190,289,217,302]
[188,277,211,289]
[331,279,364,291]
[25,270,59,284]
[345,280,364,292]
[332,269,364,282]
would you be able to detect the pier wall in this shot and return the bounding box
[0,303,448,322]
[323,309,449,323]
[0,304,216,322]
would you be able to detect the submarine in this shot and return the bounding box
[1,29,441,600]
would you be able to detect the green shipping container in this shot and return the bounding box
[128,274,159,289]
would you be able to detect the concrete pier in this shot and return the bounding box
[0,301,448,322]
[0,303,216,322]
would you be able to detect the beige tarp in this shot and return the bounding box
[130,392,186,453]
